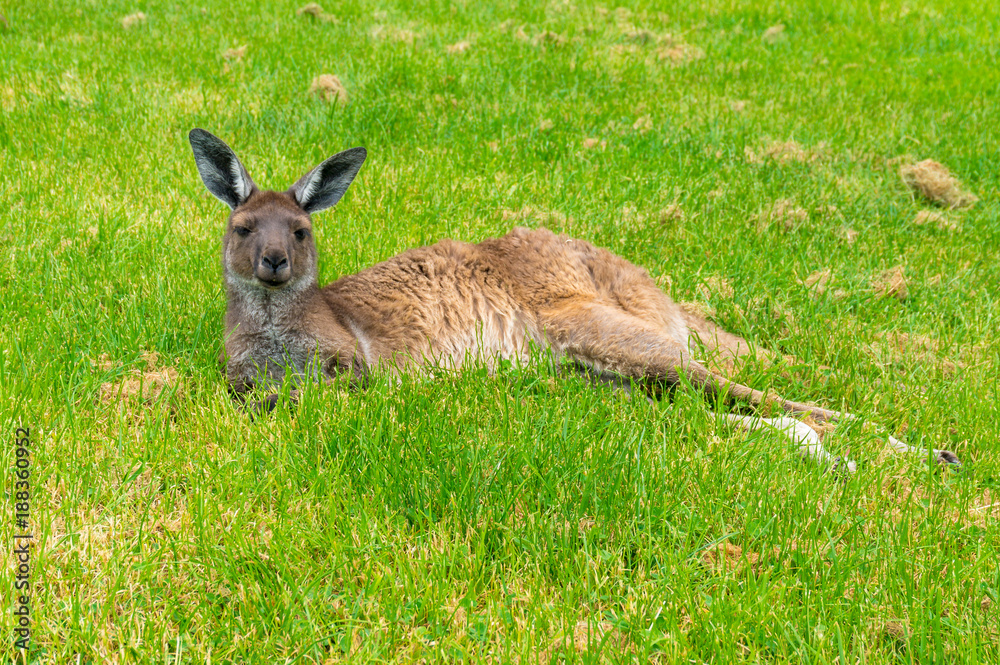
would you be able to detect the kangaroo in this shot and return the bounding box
[188,128,960,473]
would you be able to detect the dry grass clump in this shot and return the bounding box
[297,2,323,16]
[581,137,607,150]
[370,25,418,44]
[871,265,908,301]
[632,115,653,133]
[445,41,471,54]
[746,140,825,165]
[698,275,735,300]
[761,24,786,43]
[98,351,180,404]
[799,268,832,295]
[121,12,146,29]
[540,619,627,661]
[658,204,685,224]
[900,159,978,209]
[222,45,247,61]
[655,42,705,64]
[873,618,908,644]
[58,71,93,107]
[296,3,336,21]
[914,209,960,232]
[838,226,859,245]
[613,22,705,63]
[309,74,348,105]
[532,30,569,46]
[756,199,809,231]
[618,203,644,225]
[622,27,656,44]
[866,331,962,375]
[702,542,760,574]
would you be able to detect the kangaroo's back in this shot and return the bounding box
[320,227,691,369]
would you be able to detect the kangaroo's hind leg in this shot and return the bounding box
[675,306,960,467]
[540,301,847,467]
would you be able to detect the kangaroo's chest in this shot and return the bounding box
[228,324,321,386]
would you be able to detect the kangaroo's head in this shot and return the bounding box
[188,128,366,292]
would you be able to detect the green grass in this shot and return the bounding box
[2,0,999,662]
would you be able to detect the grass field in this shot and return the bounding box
[2,0,999,662]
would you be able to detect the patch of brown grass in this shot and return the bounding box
[659,204,685,224]
[445,40,470,54]
[698,275,735,301]
[622,27,656,44]
[121,12,146,29]
[540,619,626,661]
[581,137,607,150]
[701,542,760,574]
[761,24,786,43]
[655,42,705,64]
[838,226,859,245]
[866,330,963,376]
[900,159,978,209]
[222,45,247,61]
[654,273,673,292]
[871,265,908,301]
[99,351,180,405]
[746,139,825,165]
[617,203,647,226]
[309,74,348,105]
[873,618,908,643]
[799,268,832,295]
[58,71,93,107]
[537,30,569,46]
[296,3,336,21]
[632,114,653,133]
[914,209,960,232]
[370,25,417,44]
[608,43,643,60]
[757,199,809,231]
[297,2,323,15]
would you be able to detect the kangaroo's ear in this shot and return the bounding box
[289,147,367,214]
[188,128,257,209]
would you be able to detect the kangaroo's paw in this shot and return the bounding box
[244,394,280,420]
[240,390,300,420]
[887,435,961,467]
[827,454,858,478]
[936,449,961,466]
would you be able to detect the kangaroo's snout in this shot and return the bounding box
[257,249,291,285]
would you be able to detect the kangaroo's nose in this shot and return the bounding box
[261,253,288,272]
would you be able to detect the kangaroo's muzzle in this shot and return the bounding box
[256,251,291,286]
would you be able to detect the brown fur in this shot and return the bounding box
[189,129,960,471]
[224,218,804,417]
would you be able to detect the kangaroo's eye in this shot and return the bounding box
[294,228,310,241]
[233,226,251,238]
